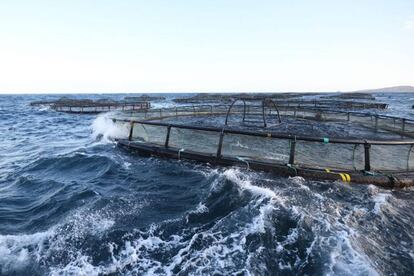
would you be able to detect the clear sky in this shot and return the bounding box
[0,0,413,93]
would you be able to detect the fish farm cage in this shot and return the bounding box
[111,99,414,188]
[30,98,150,114]
[266,100,387,110]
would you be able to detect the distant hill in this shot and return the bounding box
[353,86,414,93]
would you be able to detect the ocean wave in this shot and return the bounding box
[91,114,129,143]
[1,94,414,275]
[1,163,408,275]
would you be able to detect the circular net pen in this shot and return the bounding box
[112,99,414,188]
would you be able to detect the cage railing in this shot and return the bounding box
[115,104,414,136]
[114,118,414,173]
[54,102,151,113]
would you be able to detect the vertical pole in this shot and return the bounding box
[243,101,247,122]
[165,125,171,148]
[402,119,406,132]
[374,116,378,130]
[364,142,371,171]
[128,122,134,141]
[216,129,225,158]
[347,112,350,121]
[288,138,296,164]
[262,100,267,127]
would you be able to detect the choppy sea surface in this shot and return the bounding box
[0,93,413,276]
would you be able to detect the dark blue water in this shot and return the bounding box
[0,94,413,275]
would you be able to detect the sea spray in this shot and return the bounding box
[91,113,129,142]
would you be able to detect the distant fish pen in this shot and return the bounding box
[269,100,387,109]
[31,98,150,114]
[112,99,414,188]
[175,99,387,110]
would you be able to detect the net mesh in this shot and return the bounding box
[132,123,167,145]
[370,144,413,171]
[221,134,290,163]
[295,141,364,170]
[168,128,219,154]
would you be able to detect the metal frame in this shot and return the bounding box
[114,117,414,175]
[112,104,414,186]
[224,98,282,127]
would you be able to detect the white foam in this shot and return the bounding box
[222,168,281,201]
[38,105,51,112]
[91,114,129,142]
[0,165,389,275]
[194,203,209,214]
[327,230,379,276]
[372,193,391,215]
[367,185,391,215]
[288,176,311,191]
[0,230,53,274]
[49,255,102,276]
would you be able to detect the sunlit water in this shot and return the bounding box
[0,94,413,275]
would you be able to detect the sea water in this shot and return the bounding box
[0,93,413,275]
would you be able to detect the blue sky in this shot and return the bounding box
[0,0,413,93]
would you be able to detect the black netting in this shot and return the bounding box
[169,128,219,154]
[370,144,413,171]
[132,123,167,145]
[221,134,290,163]
[295,141,364,170]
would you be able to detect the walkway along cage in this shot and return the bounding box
[112,104,414,188]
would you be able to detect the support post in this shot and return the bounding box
[364,142,371,171]
[216,129,225,158]
[128,121,134,141]
[288,138,296,164]
[165,125,172,148]
[262,100,267,127]
[402,119,406,132]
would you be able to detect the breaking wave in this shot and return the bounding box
[91,113,129,142]
[3,164,412,275]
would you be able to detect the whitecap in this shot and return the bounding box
[91,113,129,143]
